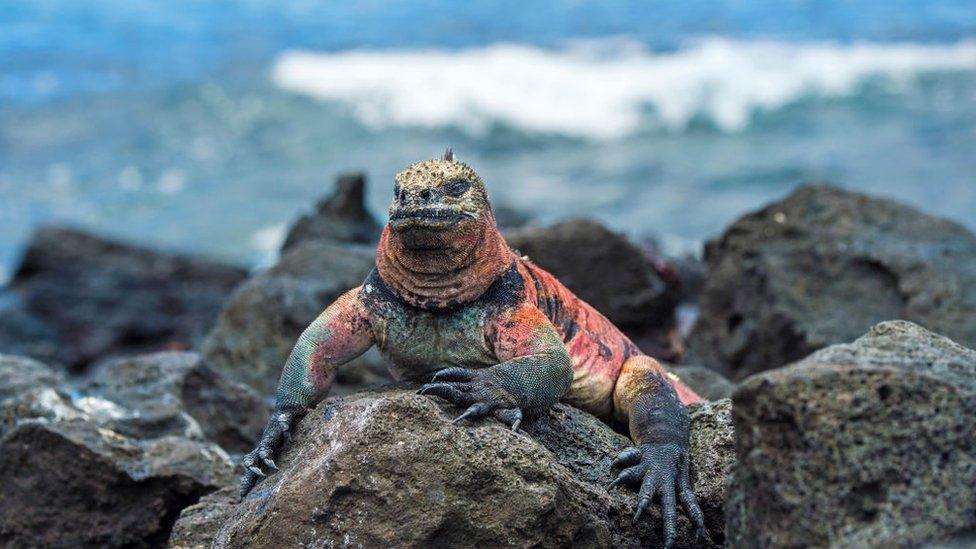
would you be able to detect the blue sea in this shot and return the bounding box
[2,1,975,280]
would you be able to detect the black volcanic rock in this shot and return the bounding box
[688,184,976,379]
[727,321,976,547]
[2,227,247,371]
[281,172,382,251]
[0,419,235,548]
[0,352,240,548]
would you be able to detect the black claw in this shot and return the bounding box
[418,382,473,406]
[239,411,295,503]
[609,464,643,491]
[633,496,651,524]
[493,408,523,432]
[452,402,490,424]
[431,367,476,383]
[612,447,642,469]
[679,454,707,542]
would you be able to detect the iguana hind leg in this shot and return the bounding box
[609,355,706,548]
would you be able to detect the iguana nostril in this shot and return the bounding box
[419,189,432,202]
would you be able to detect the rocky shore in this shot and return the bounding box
[0,176,974,547]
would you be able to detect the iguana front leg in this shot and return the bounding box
[239,288,374,499]
[419,304,573,429]
[610,356,706,548]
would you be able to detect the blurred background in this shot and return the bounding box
[2,0,975,279]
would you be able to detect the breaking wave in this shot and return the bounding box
[272,38,976,139]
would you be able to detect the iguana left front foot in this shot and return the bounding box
[419,366,526,431]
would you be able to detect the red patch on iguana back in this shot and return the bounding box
[514,258,703,406]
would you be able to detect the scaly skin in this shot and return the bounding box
[240,150,707,547]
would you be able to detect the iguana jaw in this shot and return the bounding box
[388,207,475,232]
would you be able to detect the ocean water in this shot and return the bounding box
[2,1,976,281]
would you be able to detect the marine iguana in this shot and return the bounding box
[239,149,706,547]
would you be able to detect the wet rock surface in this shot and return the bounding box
[0,353,64,402]
[505,219,681,360]
[281,173,382,251]
[202,240,390,396]
[0,353,80,434]
[0,352,251,548]
[727,320,976,547]
[1,227,247,371]
[688,184,976,379]
[176,389,733,548]
[82,352,267,454]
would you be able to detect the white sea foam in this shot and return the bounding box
[272,38,976,138]
[249,222,286,270]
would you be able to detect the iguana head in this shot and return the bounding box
[377,149,512,309]
[387,148,491,246]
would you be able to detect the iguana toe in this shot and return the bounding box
[492,407,523,432]
[431,366,477,382]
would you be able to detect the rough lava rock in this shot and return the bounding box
[170,390,734,548]
[203,240,390,396]
[0,352,244,548]
[81,352,267,453]
[280,173,382,251]
[689,184,976,379]
[0,419,235,548]
[2,227,247,371]
[168,487,239,549]
[505,219,681,360]
[687,399,735,543]
[727,320,976,547]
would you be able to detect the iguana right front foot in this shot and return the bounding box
[239,409,295,500]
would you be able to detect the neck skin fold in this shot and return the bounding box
[376,213,512,309]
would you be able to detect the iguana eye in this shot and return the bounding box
[444,179,470,197]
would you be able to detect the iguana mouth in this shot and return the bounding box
[389,208,473,231]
